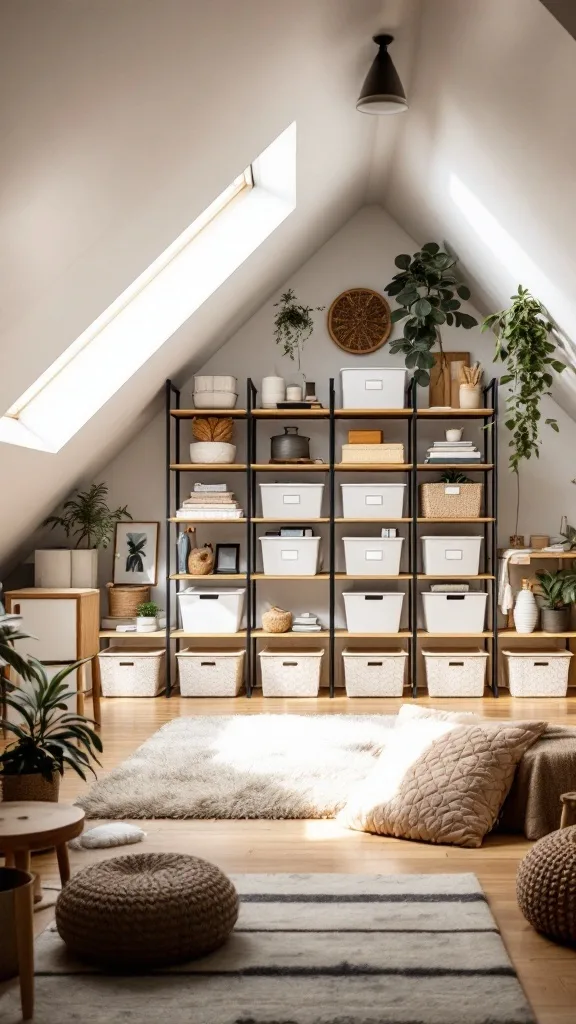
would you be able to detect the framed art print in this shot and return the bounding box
[113,522,159,585]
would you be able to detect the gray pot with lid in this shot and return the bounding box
[270,426,310,461]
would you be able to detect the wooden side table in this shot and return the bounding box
[0,802,85,884]
[560,791,576,828]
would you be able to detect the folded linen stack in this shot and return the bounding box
[425,441,481,464]
[176,481,244,519]
[292,611,324,633]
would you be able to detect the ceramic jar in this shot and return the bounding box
[459,384,482,409]
[261,376,285,409]
[513,580,538,634]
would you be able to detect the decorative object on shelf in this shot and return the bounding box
[429,351,470,408]
[385,244,477,386]
[270,425,311,462]
[178,528,193,572]
[106,583,151,617]
[261,376,285,409]
[348,429,383,444]
[188,542,215,576]
[357,34,408,114]
[516,815,576,945]
[113,521,159,585]
[273,288,325,375]
[341,442,404,464]
[0,660,102,802]
[445,428,463,443]
[535,566,576,633]
[459,363,483,409]
[327,288,391,354]
[513,580,538,635]
[510,534,526,549]
[41,482,131,588]
[261,606,293,633]
[484,286,566,540]
[286,385,302,401]
[136,601,160,633]
[305,381,317,400]
[190,417,236,463]
[214,543,240,575]
[530,535,550,550]
[192,375,237,409]
[189,441,236,464]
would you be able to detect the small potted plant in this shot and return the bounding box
[136,601,160,633]
[41,482,131,587]
[0,659,102,801]
[535,567,576,633]
[273,288,325,386]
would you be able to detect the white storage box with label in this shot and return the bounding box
[341,483,406,519]
[503,648,573,697]
[422,591,488,633]
[423,647,489,697]
[178,588,246,633]
[343,537,404,576]
[421,535,482,576]
[342,648,408,696]
[259,647,324,696]
[260,536,321,576]
[341,367,406,409]
[176,648,245,696]
[343,592,404,633]
[98,647,165,697]
[260,482,324,520]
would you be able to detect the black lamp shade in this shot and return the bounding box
[357,34,408,115]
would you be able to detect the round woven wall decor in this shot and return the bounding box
[327,288,391,354]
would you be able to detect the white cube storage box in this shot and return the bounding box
[341,368,407,409]
[422,648,489,697]
[259,483,324,520]
[97,647,165,697]
[178,588,246,633]
[343,592,404,633]
[421,592,488,634]
[176,649,245,696]
[259,536,321,576]
[343,537,403,576]
[503,648,573,697]
[259,647,324,696]
[341,483,406,520]
[342,648,408,696]
[421,535,483,576]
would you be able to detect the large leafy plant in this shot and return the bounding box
[273,289,325,371]
[384,243,477,386]
[0,602,35,689]
[0,659,102,780]
[44,482,131,549]
[535,567,576,610]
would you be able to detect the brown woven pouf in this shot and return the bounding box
[517,826,576,945]
[55,853,239,967]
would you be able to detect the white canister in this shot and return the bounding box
[261,376,285,409]
[445,428,463,443]
[286,385,302,401]
[459,384,482,409]
[513,581,538,634]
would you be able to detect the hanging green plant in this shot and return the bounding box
[273,289,325,371]
[482,286,566,536]
[384,243,478,386]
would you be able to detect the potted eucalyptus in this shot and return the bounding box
[40,482,131,588]
[136,601,160,633]
[0,658,102,801]
[535,566,576,633]
[273,288,325,389]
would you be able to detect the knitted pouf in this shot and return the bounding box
[516,826,576,945]
[55,853,239,967]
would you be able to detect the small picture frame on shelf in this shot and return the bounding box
[214,543,240,574]
[113,522,159,585]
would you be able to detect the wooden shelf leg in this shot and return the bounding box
[14,879,35,1021]
[56,842,71,885]
[91,654,102,729]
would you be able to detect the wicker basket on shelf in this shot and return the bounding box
[419,482,482,518]
[261,607,293,633]
[106,583,151,617]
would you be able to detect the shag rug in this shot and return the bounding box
[0,874,534,1024]
[79,714,396,819]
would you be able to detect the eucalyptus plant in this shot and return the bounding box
[384,243,477,386]
[273,289,325,372]
[44,482,131,549]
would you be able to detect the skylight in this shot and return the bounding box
[0,125,296,452]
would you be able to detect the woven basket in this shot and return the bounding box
[107,584,151,617]
[188,545,214,575]
[261,607,293,633]
[341,444,405,464]
[419,482,482,518]
[1,772,60,802]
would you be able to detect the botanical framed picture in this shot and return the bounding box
[113,522,159,585]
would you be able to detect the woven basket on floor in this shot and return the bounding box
[106,584,151,617]
[55,853,239,967]
[516,825,576,944]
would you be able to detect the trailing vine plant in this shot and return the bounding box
[273,289,325,373]
[384,243,477,386]
[482,286,566,536]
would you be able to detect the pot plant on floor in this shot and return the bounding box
[40,482,131,588]
[136,601,160,633]
[535,566,576,633]
[0,658,102,801]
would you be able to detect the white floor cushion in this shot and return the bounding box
[69,822,146,850]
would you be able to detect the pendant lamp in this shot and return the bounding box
[357,34,408,115]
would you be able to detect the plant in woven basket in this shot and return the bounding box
[384,244,477,386]
[44,482,131,549]
[440,470,473,483]
[192,417,234,443]
[273,288,325,372]
[0,658,102,782]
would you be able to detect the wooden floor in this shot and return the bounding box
[16,692,576,1024]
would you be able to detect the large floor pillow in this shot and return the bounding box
[338,716,546,848]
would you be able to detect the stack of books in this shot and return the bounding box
[176,481,244,519]
[292,612,324,633]
[425,441,481,464]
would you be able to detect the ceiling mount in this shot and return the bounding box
[356,34,408,115]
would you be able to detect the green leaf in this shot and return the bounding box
[396,289,419,307]
[421,242,440,255]
[445,313,454,327]
[457,285,471,300]
[413,298,432,318]
[552,360,566,373]
[458,312,478,329]
[405,351,419,368]
[390,308,410,323]
[394,254,411,270]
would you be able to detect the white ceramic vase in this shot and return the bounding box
[136,616,158,633]
[261,376,285,409]
[513,584,538,634]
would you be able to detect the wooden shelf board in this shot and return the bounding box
[169,573,247,580]
[252,629,330,638]
[417,517,495,523]
[171,409,246,418]
[417,573,495,579]
[334,409,412,419]
[499,630,576,639]
[251,464,329,472]
[99,629,167,639]
[251,573,329,580]
[335,463,412,471]
[171,630,247,638]
[334,518,411,523]
[252,517,330,523]
[418,631,494,638]
[418,408,493,418]
[170,464,246,471]
[334,573,411,580]
[417,464,493,471]
[515,551,576,560]
[335,630,412,637]
[169,518,247,523]
[252,409,329,418]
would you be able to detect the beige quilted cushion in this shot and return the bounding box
[339,717,546,847]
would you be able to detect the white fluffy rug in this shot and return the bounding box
[78,714,396,820]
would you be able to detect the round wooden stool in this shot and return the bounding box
[0,802,85,885]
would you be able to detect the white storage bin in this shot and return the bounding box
[422,592,488,633]
[503,648,573,697]
[343,537,403,576]
[343,592,404,633]
[193,374,236,393]
[97,647,165,697]
[422,647,488,697]
[259,647,324,696]
[421,535,483,576]
[178,588,246,633]
[342,648,408,696]
[260,482,324,520]
[176,648,245,696]
[341,483,406,519]
[341,367,406,409]
[260,536,321,576]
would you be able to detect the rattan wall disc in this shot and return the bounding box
[327,288,391,354]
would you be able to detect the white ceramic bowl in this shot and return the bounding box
[189,442,237,464]
[193,391,238,409]
[193,374,237,393]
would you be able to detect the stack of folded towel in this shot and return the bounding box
[176,481,244,519]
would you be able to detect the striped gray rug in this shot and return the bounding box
[0,874,534,1024]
